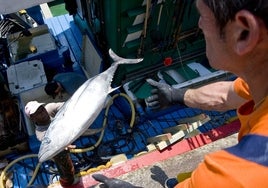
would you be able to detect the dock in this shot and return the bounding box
[49,119,240,187]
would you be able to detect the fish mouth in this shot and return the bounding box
[38,145,52,163]
[38,146,63,163]
[38,150,55,163]
[38,152,46,163]
[38,146,51,163]
[38,137,52,162]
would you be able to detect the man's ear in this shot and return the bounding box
[233,10,260,55]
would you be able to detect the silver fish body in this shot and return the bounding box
[38,49,143,162]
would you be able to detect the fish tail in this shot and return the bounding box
[109,49,143,65]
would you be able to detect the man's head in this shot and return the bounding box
[202,0,268,35]
[45,81,62,99]
[25,101,50,125]
[196,0,268,74]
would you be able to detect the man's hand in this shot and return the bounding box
[65,144,76,150]
[91,174,143,188]
[145,79,187,110]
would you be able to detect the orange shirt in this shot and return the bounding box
[176,78,268,188]
[233,77,251,100]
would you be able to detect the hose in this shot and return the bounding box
[70,92,136,153]
[0,93,136,187]
[0,154,41,188]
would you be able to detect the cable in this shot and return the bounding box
[176,43,191,80]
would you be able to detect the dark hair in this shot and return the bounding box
[45,81,58,98]
[203,0,268,34]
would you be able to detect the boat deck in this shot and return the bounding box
[44,14,83,74]
[1,14,240,188]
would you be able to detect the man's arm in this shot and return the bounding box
[146,79,247,112]
[45,102,64,117]
[184,81,247,111]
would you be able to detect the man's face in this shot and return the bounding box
[196,0,233,71]
[30,106,50,125]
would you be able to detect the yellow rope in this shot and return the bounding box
[78,161,113,176]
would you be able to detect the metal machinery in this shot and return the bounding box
[73,0,233,108]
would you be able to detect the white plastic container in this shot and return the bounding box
[7,60,47,135]
[7,60,47,95]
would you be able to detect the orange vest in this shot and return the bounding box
[176,78,268,188]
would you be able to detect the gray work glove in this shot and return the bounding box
[145,79,187,110]
[92,174,143,188]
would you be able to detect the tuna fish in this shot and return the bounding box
[38,49,143,162]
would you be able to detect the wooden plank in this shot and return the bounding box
[156,114,211,150]
[163,123,188,134]
[177,113,207,124]
[147,133,172,144]
[163,114,210,134]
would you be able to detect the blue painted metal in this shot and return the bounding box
[44,15,83,74]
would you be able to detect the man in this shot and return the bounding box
[93,0,268,187]
[25,101,79,187]
[45,72,87,99]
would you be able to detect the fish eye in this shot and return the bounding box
[42,137,51,144]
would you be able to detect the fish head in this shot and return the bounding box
[38,136,61,163]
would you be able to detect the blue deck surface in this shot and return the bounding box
[4,14,237,187]
[44,14,84,74]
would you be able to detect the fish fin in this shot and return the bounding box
[109,49,124,61]
[109,48,143,65]
[109,85,121,93]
